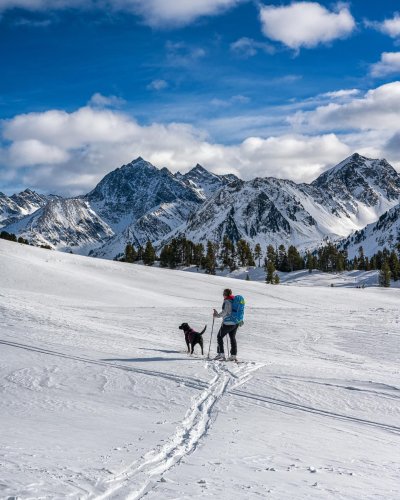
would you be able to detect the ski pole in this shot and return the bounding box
[207,316,215,359]
[226,335,230,356]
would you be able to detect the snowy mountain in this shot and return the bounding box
[176,163,238,199]
[5,198,114,252]
[3,153,400,257]
[86,158,218,257]
[311,153,400,227]
[179,153,400,250]
[86,158,203,228]
[340,202,400,257]
[0,188,52,227]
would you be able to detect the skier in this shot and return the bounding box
[213,288,243,361]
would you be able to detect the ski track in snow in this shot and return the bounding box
[87,360,263,500]
[0,339,208,391]
[230,389,400,436]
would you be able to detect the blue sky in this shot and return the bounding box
[1,1,400,195]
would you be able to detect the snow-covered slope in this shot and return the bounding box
[311,153,400,228]
[0,188,52,227]
[1,238,399,499]
[340,202,400,257]
[5,198,114,252]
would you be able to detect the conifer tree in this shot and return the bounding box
[389,250,400,281]
[358,246,366,271]
[246,241,255,267]
[265,259,276,284]
[125,243,137,263]
[221,236,234,270]
[306,252,313,273]
[287,245,303,271]
[159,245,171,267]
[204,241,216,275]
[193,243,205,267]
[143,240,156,266]
[379,260,391,287]
[277,244,289,272]
[337,252,345,272]
[237,239,248,267]
[254,243,262,267]
[265,245,276,269]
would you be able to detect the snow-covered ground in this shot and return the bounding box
[183,264,400,289]
[1,239,400,499]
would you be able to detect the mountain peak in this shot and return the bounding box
[312,153,396,186]
[192,163,207,172]
[131,156,144,164]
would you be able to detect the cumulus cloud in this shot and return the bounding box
[3,81,400,195]
[0,102,353,194]
[369,12,400,38]
[230,37,275,57]
[290,82,400,132]
[236,133,350,180]
[0,0,243,27]
[8,139,69,167]
[259,2,355,50]
[370,52,400,78]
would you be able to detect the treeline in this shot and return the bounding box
[121,236,400,287]
[1,231,29,245]
[0,230,52,249]
[121,236,257,274]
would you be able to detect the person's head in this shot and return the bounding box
[223,288,232,298]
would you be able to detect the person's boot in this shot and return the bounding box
[214,353,226,361]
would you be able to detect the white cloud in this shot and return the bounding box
[290,81,400,132]
[321,89,360,99]
[0,103,352,194]
[371,12,400,38]
[147,79,168,91]
[118,0,244,27]
[370,52,400,78]
[88,93,126,108]
[0,0,243,26]
[259,2,355,50]
[3,82,400,195]
[9,139,69,167]
[230,37,275,57]
[3,107,138,148]
[236,133,350,180]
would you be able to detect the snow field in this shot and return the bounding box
[1,239,400,499]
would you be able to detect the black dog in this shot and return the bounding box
[178,323,206,355]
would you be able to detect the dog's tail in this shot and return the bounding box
[200,325,207,335]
